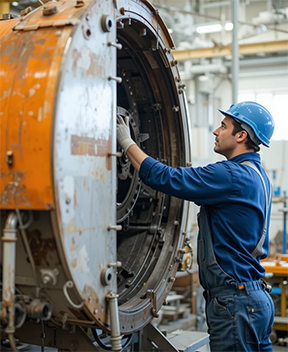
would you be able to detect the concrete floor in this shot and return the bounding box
[273,344,288,352]
[1,339,287,351]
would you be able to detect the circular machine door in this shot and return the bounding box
[114,0,191,333]
[53,0,191,334]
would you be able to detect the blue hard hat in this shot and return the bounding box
[218,101,275,147]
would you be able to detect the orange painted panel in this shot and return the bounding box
[0,21,72,209]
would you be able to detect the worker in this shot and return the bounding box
[117,101,275,352]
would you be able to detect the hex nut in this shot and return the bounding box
[43,5,58,16]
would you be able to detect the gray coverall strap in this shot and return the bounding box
[241,160,272,258]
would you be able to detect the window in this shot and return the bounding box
[238,92,288,141]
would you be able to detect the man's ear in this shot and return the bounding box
[236,130,248,143]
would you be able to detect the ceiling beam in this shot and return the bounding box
[173,40,288,61]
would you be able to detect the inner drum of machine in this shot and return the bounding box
[0,0,191,339]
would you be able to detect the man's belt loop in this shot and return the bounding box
[243,283,250,296]
[204,290,210,300]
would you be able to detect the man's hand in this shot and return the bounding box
[117,114,136,153]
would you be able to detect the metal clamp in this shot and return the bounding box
[107,225,122,231]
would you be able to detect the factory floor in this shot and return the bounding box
[159,312,288,352]
[273,345,288,352]
[1,341,287,351]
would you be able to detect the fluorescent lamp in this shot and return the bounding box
[196,24,222,34]
[225,22,233,31]
[196,22,234,34]
[199,75,209,82]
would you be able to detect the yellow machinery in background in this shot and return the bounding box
[0,1,10,18]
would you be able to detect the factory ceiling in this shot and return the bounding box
[4,0,288,59]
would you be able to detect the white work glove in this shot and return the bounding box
[117,114,136,153]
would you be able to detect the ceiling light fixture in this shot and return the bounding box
[196,22,233,34]
[11,1,19,6]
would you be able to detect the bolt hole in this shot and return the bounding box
[107,273,112,282]
[108,19,113,29]
[86,29,91,37]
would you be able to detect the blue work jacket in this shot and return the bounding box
[139,152,271,283]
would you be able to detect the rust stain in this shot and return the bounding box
[82,285,109,324]
[106,135,112,171]
[70,237,76,252]
[77,227,96,236]
[87,52,105,77]
[27,229,57,266]
[70,135,112,171]
[67,218,77,234]
[72,47,105,78]
[71,135,108,157]
[72,48,79,76]
[72,258,77,267]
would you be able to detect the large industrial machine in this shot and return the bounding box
[0,0,192,350]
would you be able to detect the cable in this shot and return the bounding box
[92,329,133,351]
[40,320,45,352]
[92,329,112,350]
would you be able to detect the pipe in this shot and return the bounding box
[231,0,239,103]
[2,212,19,351]
[106,292,122,352]
[8,333,18,352]
[15,209,38,286]
[283,191,287,254]
[2,212,18,334]
[26,300,52,321]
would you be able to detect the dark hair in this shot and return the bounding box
[231,119,260,152]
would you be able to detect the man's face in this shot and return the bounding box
[213,115,238,159]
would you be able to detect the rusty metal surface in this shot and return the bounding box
[0,17,72,209]
[13,0,95,31]
[0,0,192,341]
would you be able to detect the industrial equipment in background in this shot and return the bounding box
[0,0,209,351]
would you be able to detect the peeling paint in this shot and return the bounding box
[0,171,30,206]
[0,88,12,102]
[77,245,89,273]
[72,46,105,78]
[67,218,78,234]
[72,258,77,267]
[3,42,15,56]
[70,237,76,252]
[37,107,43,121]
